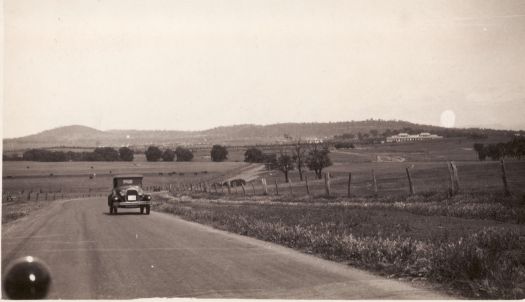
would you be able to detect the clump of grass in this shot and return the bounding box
[429,227,524,299]
[152,198,525,299]
[2,201,50,224]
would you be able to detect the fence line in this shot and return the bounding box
[3,161,523,202]
[156,161,521,199]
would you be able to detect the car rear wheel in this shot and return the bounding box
[109,207,113,214]
[113,206,118,214]
[145,206,150,215]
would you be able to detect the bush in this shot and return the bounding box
[334,141,355,149]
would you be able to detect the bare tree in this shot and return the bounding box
[293,140,307,181]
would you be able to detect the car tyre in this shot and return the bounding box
[113,206,118,214]
[109,207,113,214]
[140,206,144,214]
[145,206,150,215]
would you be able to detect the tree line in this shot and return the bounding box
[144,145,228,162]
[7,144,230,163]
[20,147,135,162]
[144,146,194,162]
[473,137,525,161]
[244,142,332,182]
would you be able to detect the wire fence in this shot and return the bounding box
[2,160,524,203]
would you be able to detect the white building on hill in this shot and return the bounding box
[386,132,443,143]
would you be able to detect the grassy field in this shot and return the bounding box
[240,160,525,199]
[2,160,249,223]
[152,192,525,299]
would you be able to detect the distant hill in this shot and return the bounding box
[20,125,111,142]
[3,120,520,151]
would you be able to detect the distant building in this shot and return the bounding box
[303,137,324,144]
[386,132,443,143]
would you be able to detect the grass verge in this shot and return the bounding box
[152,193,525,299]
[2,200,56,224]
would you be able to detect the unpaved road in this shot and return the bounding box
[2,198,449,299]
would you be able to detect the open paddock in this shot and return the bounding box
[218,160,525,198]
[2,161,248,197]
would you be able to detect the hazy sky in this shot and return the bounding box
[3,0,525,138]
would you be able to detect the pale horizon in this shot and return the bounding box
[4,0,525,138]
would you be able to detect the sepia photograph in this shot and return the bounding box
[2,0,525,299]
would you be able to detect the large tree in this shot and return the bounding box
[306,145,333,179]
[118,147,134,161]
[244,147,264,163]
[473,143,486,161]
[93,147,120,161]
[276,152,295,183]
[145,146,162,162]
[175,147,193,162]
[211,145,228,162]
[161,148,176,161]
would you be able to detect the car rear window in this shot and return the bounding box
[115,178,142,186]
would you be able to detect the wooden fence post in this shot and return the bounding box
[261,178,268,195]
[451,161,460,195]
[213,183,218,193]
[251,182,256,195]
[500,159,511,196]
[324,172,331,196]
[275,180,279,195]
[406,167,415,196]
[347,173,352,197]
[36,193,39,201]
[288,178,293,195]
[447,162,455,196]
[227,182,231,194]
[305,175,310,195]
[27,192,31,201]
[372,170,377,195]
[241,184,246,197]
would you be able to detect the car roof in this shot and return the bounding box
[113,174,144,179]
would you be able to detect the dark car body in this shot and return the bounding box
[107,174,152,215]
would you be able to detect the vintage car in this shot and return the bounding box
[108,174,152,215]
